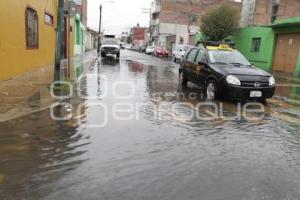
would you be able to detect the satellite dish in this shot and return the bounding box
[63,0,77,18]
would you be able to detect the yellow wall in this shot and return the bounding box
[0,0,58,80]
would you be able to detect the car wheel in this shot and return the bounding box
[116,52,120,59]
[206,80,218,100]
[179,70,188,87]
[101,53,106,57]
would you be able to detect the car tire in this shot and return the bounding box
[206,80,218,100]
[116,52,120,59]
[179,70,188,87]
[101,53,106,57]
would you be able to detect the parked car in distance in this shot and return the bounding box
[145,46,155,55]
[154,47,169,57]
[139,45,147,53]
[173,45,194,63]
[179,44,276,102]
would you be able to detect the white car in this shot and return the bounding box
[145,46,155,55]
[173,45,194,62]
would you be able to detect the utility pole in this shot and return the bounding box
[97,4,102,54]
[54,0,64,81]
[142,8,152,45]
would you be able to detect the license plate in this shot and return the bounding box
[250,91,262,97]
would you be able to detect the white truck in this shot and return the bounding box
[100,36,121,59]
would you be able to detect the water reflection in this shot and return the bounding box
[0,109,89,199]
[0,51,300,200]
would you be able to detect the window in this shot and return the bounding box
[44,12,54,26]
[187,49,198,62]
[196,49,207,63]
[26,7,39,48]
[208,50,251,66]
[251,38,261,52]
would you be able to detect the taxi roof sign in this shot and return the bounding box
[218,44,230,49]
[201,41,236,50]
[206,45,234,51]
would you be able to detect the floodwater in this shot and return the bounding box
[0,50,300,200]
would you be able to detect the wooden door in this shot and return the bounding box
[273,33,300,73]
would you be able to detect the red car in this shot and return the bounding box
[154,47,169,57]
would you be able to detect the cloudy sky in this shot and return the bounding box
[87,0,152,36]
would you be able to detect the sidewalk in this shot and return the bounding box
[0,50,98,123]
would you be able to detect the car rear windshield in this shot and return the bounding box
[208,50,251,66]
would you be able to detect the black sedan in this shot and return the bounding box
[179,45,276,101]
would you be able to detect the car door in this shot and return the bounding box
[183,48,199,83]
[194,48,209,86]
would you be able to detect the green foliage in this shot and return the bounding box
[200,4,239,41]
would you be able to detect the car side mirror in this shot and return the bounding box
[198,61,208,67]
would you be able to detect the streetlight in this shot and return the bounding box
[97,0,114,54]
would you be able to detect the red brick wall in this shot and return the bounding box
[81,0,88,27]
[132,27,147,41]
[76,0,88,27]
[252,0,273,25]
[277,0,300,20]
[159,0,241,25]
[250,0,300,26]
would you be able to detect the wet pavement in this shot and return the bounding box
[0,50,300,200]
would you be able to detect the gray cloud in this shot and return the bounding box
[87,0,152,36]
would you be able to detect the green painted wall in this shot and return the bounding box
[233,26,275,71]
[296,51,300,77]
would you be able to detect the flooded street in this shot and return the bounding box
[1,50,300,200]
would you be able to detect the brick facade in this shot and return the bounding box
[252,0,273,25]
[241,0,300,27]
[81,0,88,27]
[150,0,241,49]
[158,0,241,26]
[276,0,300,20]
[132,27,147,41]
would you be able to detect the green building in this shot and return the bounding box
[74,14,86,55]
[233,17,300,78]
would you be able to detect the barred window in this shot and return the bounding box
[45,12,54,25]
[26,7,39,48]
[251,38,261,52]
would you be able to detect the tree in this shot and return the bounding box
[200,4,239,41]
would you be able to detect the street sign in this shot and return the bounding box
[63,0,77,18]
